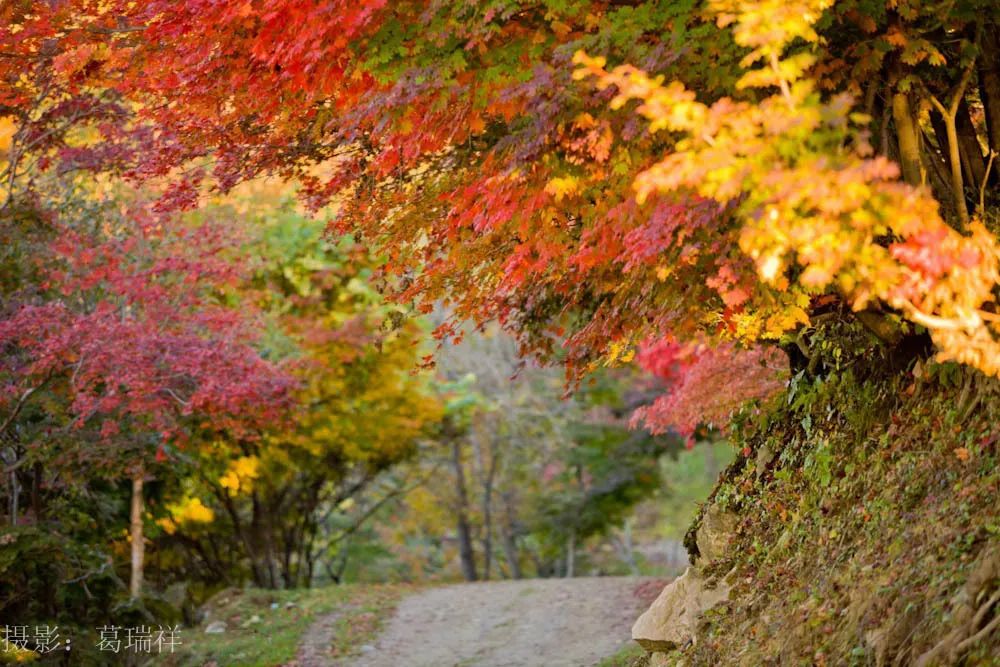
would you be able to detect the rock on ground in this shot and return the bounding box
[203,620,227,634]
[631,567,729,652]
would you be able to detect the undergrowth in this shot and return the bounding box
[151,583,409,667]
[671,339,1000,665]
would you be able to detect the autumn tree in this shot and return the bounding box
[153,197,442,589]
[0,0,290,619]
[12,0,991,438]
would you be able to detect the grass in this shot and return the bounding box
[153,583,411,667]
[596,642,648,667]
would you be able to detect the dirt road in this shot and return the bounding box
[338,576,663,667]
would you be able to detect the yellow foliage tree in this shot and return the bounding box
[575,0,1000,375]
[155,197,442,589]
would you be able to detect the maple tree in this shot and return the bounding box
[26,1,987,382]
[0,179,294,598]
[1,0,302,603]
[2,0,999,437]
[153,202,442,588]
[631,338,786,442]
[574,0,1000,372]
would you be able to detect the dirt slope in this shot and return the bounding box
[337,576,661,667]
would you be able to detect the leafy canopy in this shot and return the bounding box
[3,0,1000,436]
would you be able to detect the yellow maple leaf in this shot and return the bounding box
[0,117,17,156]
[544,175,580,202]
[167,497,215,526]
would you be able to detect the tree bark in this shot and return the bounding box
[892,90,923,186]
[978,22,1000,156]
[500,492,522,579]
[8,470,17,527]
[936,107,966,224]
[957,99,987,193]
[215,483,264,586]
[924,119,956,211]
[130,469,145,599]
[479,438,498,581]
[565,528,575,578]
[451,438,478,582]
[30,462,42,521]
[928,59,976,225]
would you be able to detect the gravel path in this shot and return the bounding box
[332,576,663,667]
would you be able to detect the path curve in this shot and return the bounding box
[337,576,664,667]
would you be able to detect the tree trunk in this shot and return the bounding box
[30,462,42,521]
[925,118,956,212]
[927,116,961,208]
[217,485,264,587]
[565,528,575,578]
[451,439,478,582]
[880,83,895,160]
[615,520,639,575]
[500,525,521,579]
[500,493,522,579]
[253,491,287,589]
[928,60,976,226]
[3,447,20,526]
[8,470,17,527]
[979,22,1000,156]
[957,99,987,193]
[479,438,498,581]
[892,90,923,186]
[941,113,966,214]
[130,470,145,599]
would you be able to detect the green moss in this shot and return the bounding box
[596,642,649,667]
